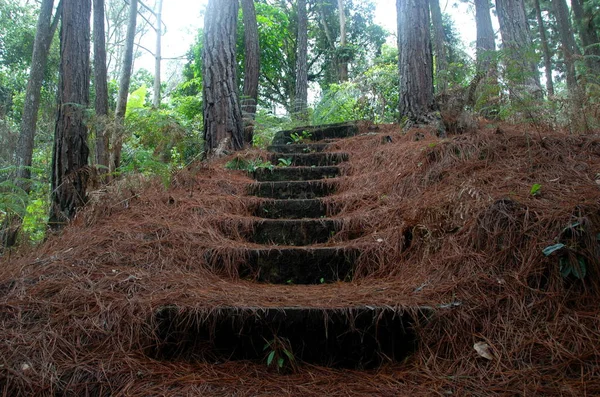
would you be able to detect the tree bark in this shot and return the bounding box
[429,0,448,93]
[15,0,62,192]
[475,0,496,75]
[202,0,243,156]
[111,0,138,173]
[49,0,92,229]
[337,0,348,82]
[93,0,110,173]
[153,0,163,109]
[495,0,543,98]
[397,0,439,130]
[294,0,309,120]
[241,0,259,143]
[533,0,555,96]
[571,0,600,75]
[553,0,579,94]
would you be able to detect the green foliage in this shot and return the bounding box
[277,157,292,167]
[530,183,542,196]
[289,130,312,144]
[542,221,596,281]
[263,336,296,373]
[312,82,364,124]
[225,157,274,173]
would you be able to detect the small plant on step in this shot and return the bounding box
[263,335,297,373]
[289,130,312,144]
[277,158,293,167]
[225,157,274,173]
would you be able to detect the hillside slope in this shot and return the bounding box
[1,122,599,396]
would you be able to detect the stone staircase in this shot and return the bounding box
[152,123,424,369]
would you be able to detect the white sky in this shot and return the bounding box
[138,0,481,81]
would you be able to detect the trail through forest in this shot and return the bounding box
[1,121,599,396]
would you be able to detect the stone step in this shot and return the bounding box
[272,122,359,145]
[252,199,336,219]
[207,247,357,284]
[150,305,425,369]
[267,143,329,154]
[248,180,336,199]
[253,166,340,182]
[242,219,340,246]
[269,152,349,167]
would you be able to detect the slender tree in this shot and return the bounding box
[49,0,92,228]
[203,0,243,156]
[429,0,448,93]
[153,0,163,109]
[495,0,542,98]
[552,0,579,95]
[93,0,110,172]
[397,0,441,132]
[533,0,555,96]
[241,0,259,143]
[337,0,348,82]
[571,0,600,75]
[15,0,62,191]
[294,0,309,120]
[111,0,138,173]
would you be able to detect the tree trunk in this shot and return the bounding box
[93,0,110,173]
[111,0,137,173]
[203,0,244,156]
[429,0,448,93]
[241,0,259,143]
[533,0,555,96]
[153,0,163,109]
[495,0,543,98]
[553,0,579,94]
[294,0,309,120]
[49,0,92,229]
[475,0,496,75]
[15,0,61,192]
[571,0,600,75]
[338,0,348,82]
[397,0,440,131]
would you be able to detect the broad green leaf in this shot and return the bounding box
[530,183,542,196]
[267,351,275,366]
[573,257,587,279]
[277,358,284,368]
[542,243,565,256]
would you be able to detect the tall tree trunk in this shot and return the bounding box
[241,0,259,143]
[111,0,138,173]
[495,0,543,98]
[153,0,163,109]
[475,0,496,75]
[337,0,348,82]
[468,0,499,110]
[553,0,579,94]
[93,0,110,173]
[533,0,555,96]
[397,0,440,131]
[429,0,448,93]
[3,0,61,248]
[15,0,62,192]
[294,0,309,121]
[49,0,92,229]
[571,0,600,75]
[203,0,243,156]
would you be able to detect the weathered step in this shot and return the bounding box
[272,122,359,145]
[253,166,339,182]
[242,219,340,246]
[269,152,349,167]
[248,180,336,199]
[207,247,357,284]
[252,199,336,219]
[268,143,329,154]
[150,305,424,369]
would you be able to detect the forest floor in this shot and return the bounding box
[1,121,600,396]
